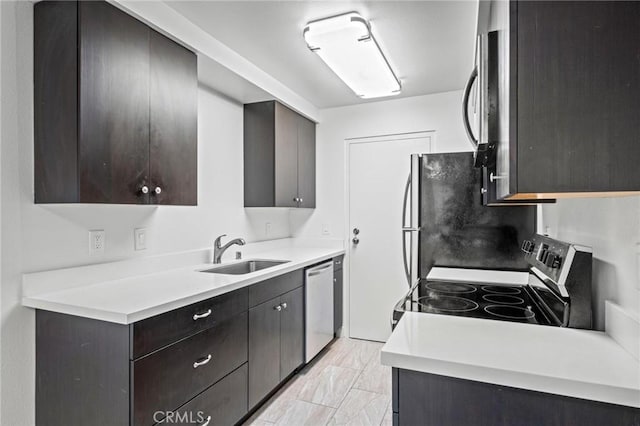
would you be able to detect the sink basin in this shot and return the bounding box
[201,260,289,275]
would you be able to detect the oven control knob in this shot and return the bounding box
[521,240,535,254]
[545,254,561,268]
[539,249,549,264]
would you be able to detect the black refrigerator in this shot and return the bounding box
[401,152,536,287]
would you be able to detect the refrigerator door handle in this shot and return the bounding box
[401,174,411,287]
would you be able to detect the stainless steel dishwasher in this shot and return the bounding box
[304,261,334,363]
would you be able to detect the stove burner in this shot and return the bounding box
[484,305,535,320]
[482,294,524,305]
[482,285,522,295]
[418,296,479,313]
[425,282,477,294]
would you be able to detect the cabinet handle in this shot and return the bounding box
[193,309,212,321]
[274,305,282,311]
[281,302,287,310]
[299,198,303,203]
[193,354,212,369]
[140,185,149,194]
[154,187,162,194]
[489,172,506,182]
[334,278,337,283]
[293,197,299,202]
[200,416,212,426]
[335,260,341,265]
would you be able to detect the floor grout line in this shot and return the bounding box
[244,338,389,426]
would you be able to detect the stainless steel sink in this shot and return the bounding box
[200,260,289,275]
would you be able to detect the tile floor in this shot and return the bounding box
[243,337,392,426]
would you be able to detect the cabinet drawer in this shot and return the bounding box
[167,364,248,426]
[132,287,247,358]
[248,270,303,307]
[133,313,248,426]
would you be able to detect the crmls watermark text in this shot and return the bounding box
[153,411,208,424]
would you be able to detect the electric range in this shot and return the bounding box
[393,234,593,330]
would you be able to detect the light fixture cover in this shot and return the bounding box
[303,12,401,99]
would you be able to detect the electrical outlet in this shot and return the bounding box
[134,228,147,251]
[322,223,330,236]
[265,222,272,236]
[89,230,105,255]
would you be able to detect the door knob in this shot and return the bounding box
[140,185,149,194]
[352,237,360,245]
[154,187,162,195]
[353,228,360,235]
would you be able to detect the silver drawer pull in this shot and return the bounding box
[193,354,212,369]
[274,305,282,312]
[281,302,287,310]
[193,309,212,321]
[201,415,212,426]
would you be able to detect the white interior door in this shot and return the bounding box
[348,133,432,342]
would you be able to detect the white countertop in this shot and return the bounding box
[382,312,640,408]
[22,242,344,324]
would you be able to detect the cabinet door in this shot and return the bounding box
[334,270,343,333]
[274,103,299,207]
[248,297,282,409]
[279,287,304,380]
[297,115,316,208]
[78,1,150,204]
[515,1,640,195]
[149,29,198,206]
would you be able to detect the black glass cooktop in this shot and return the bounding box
[394,279,549,325]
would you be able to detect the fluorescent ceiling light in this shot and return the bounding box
[303,12,401,99]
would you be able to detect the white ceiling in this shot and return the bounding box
[167,1,478,109]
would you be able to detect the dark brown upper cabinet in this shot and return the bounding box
[34,1,197,205]
[479,0,640,200]
[244,101,316,208]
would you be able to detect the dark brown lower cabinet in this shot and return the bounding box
[392,368,640,426]
[35,266,312,426]
[248,296,283,409]
[133,314,248,425]
[248,286,304,410]
[279,287,304,380]
[333,256,344,334]
[35,287,250,426]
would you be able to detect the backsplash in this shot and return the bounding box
[540,196,640,332]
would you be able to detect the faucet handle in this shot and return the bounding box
[214,234,227,247]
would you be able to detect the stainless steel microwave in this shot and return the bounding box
[464,1,553,206]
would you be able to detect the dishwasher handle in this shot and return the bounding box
[306,262,333,277]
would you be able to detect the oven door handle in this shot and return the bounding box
[462,66,478,151]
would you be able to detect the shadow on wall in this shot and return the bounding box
[592,258,619,331]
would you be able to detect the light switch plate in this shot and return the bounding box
[134,228,147,251]
[89,230,105,255]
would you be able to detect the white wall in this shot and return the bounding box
[0,3,291,423]
[540,197,640,331]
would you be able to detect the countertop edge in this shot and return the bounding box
[381,340,640,409]
[23,248,345,325]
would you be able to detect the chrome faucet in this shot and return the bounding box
[213,234,246,264]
